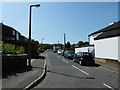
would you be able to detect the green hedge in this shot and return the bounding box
[0,43,25,54]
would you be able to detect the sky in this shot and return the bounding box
[1,2,118,44]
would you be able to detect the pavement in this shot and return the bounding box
[2,53,47,90]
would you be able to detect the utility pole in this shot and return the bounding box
[64,33,66,49]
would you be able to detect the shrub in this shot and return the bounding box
[1,43,25,54]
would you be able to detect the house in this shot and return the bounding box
[89,21,120,62]
[0,23,39,57]
[1,23,21,42]
[0,24,1,53]
[53,45,62,50]
[88,22,118,45]
[20,35,28,43]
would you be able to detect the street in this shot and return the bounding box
[1,2,120,90]
[33,51,118,89]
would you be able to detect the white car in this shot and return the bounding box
[57,50,63,55]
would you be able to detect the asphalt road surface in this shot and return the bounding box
[33,51,119,89]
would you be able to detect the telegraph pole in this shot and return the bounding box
[64,33,66,49]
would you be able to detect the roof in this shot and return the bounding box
[94,21,120,40]
[94,28,120,40]
[89,21,120,36]
[0,23,16,31]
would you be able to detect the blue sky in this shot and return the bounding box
[1,2,118,44]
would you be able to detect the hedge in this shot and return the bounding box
[0,43,25,54]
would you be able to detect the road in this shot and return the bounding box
[33,51,118,89]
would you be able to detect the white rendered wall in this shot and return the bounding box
[89,35,95,45]
[89,33,102,45]
[75,46,94,53]
[118,37,120,62]
[75,47,88,53]
[95,36,119,61]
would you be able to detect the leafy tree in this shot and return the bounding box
[39,44,53,50]
[83,41,89,46]
[77,41,84,47]
[65,42,71,48]
[76,41,89,47]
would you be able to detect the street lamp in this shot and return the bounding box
[28,4,40,67]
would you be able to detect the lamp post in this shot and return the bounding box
[28,4,40,67]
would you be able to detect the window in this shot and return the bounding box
[13,30,15,35]
[77,52,82,56]
[16,32,19,40]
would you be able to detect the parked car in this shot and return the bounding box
[61,50,66,56]
[57,50,63,55]
[64,50,75,59]
[73,52,95,65]
[53,50,57,53]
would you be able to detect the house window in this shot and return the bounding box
[13,30,15,35]
[16,32,19,40]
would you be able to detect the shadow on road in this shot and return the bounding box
[2,66,33,78]
[94,63,101,67]
[47,70,95,80]
[32,56,45,60]
[82,63,101,67]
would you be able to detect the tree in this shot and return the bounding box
[65,42,71,48]
[83,41,89,46]
[76,41,89,47]
[77,41,84,47]
[39,44,53,50]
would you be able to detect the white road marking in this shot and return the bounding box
[103,83,115,90]
[62,59,68,63]
[57,55,68,63]
[72,65,89,75]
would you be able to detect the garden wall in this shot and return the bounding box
[2,54,27,72]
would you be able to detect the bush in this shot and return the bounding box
[1,43,25,54]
